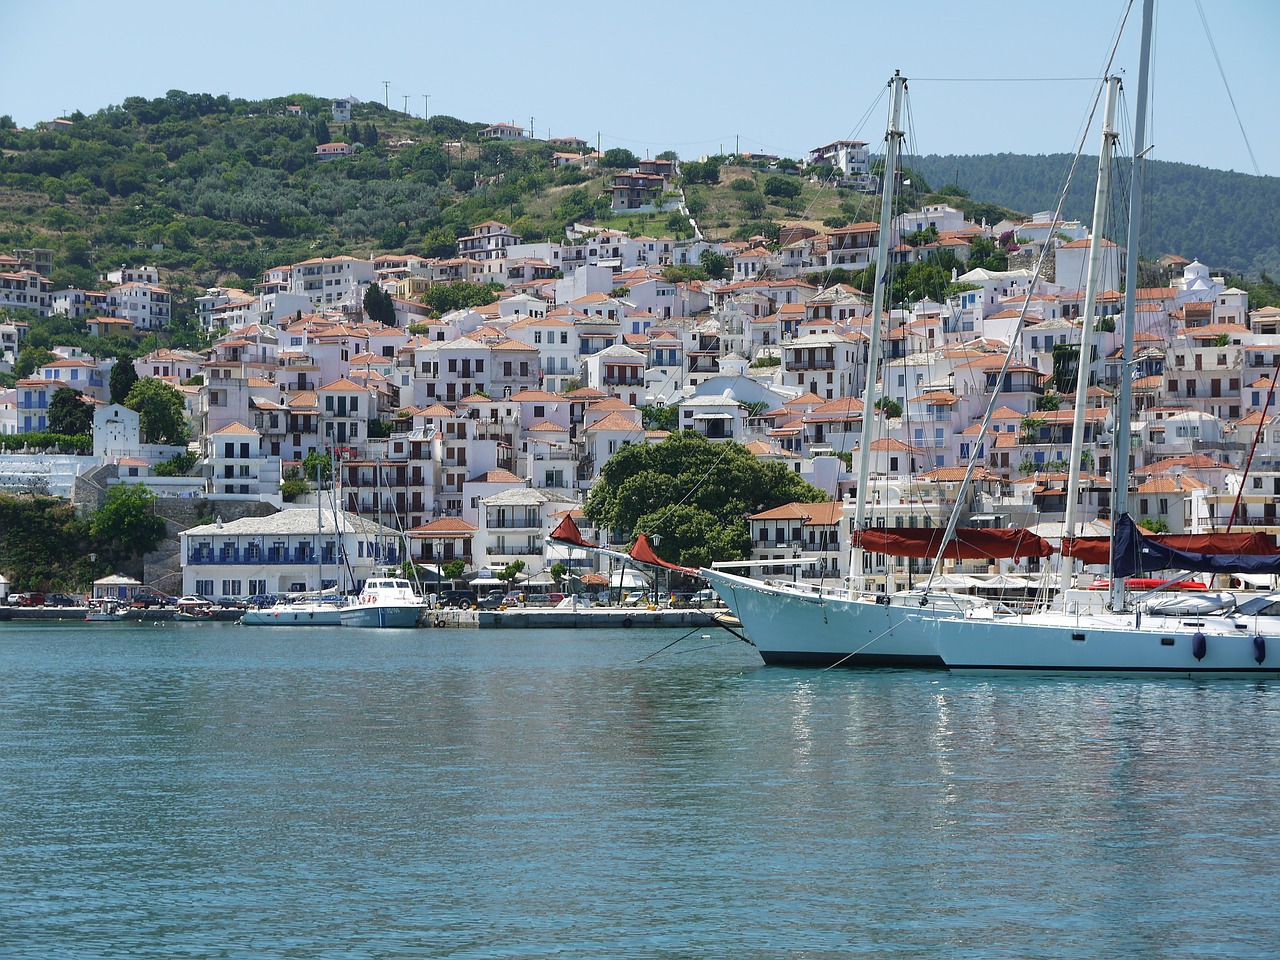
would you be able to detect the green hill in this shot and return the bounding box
[909,153,1280,280]
[2,90,1276,333]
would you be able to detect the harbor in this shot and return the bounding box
[0,602,721,629]
[0,619,1275,958]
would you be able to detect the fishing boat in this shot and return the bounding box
[173,596,215,621]
[338,578,428,628]
[85,598,129,622]
[924,0,1280,676]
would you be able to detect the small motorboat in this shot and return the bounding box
[173,596,216,621]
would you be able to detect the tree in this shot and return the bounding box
[124,378,190,445]
[363,283,397,325]
[442,560,466,582]
[875,398,903,419]
[422,280,503,317]
[602,148,639,169]
[584,432,826,568]
[549,562,568,587]
[90,483,168,564]
[302,450,332,482]
[639,404,679,432]
[110,359,139,404]
[48,387,94,436]
[699,250,728,279]
[13,345,56,379]
[763,175,801,199]
[740,193,766,217]
[661,265,709,283]
[497,560,526,586]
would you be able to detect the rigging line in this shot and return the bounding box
[791,86,887,235]
[925,5,1134,588]
[635,623,706,662]
[1192,0,1261,177]
[909,76,1101,83]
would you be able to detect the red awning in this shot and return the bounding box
[853,526,1057,560]
[548,514,597,549]
[629,534,700,575]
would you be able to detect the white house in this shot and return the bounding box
[180,507,401,598]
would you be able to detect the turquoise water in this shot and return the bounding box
[0,621,1277,958]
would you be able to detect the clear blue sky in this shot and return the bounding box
[4,0,1276,177]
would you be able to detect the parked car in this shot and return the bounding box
[244,594,278,608]
[502,592,524,606]
[438,590,479,609]
[690,588,721,606]
[622,591,651,606]
[45,593,78,607]
[7,592,45,607]
[211,596,247,609]
[476,590,506,610]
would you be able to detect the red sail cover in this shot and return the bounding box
[853,526,1056,560]
[1063,530,1280,565]
[629,534,700,575]
[548,514,597,549]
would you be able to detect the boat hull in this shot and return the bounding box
[338,604,425,628]
[240,605,345,626]
[929,610,1280,676]
[702,569,977,668]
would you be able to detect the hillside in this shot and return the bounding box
[910,153,1280,280]
[1,90,1277,335]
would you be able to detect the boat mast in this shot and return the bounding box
[1109,0,1154,614]
[316,457,324,593]
[852,70,906,590]
[1058,74,1121,596]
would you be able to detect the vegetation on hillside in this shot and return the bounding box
[584,432,827,568]
[910,153,1280,279]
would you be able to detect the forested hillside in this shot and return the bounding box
[911,153,1280,279]
[1,89,1276,320]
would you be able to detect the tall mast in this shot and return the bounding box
[1058,75,1121,596]
[852,71,906,589]
[316,457,324,593]
[1109,0,1154,614]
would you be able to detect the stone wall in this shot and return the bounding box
[144,500,278,591]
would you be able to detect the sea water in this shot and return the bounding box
[0,620,1276,958]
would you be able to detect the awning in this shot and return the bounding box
[691,412,733,420]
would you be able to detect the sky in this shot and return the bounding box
[4,0,1277,178]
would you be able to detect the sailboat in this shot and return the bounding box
[697,71,1037,667]
[242,467,351,626]
[917,0,1280,676]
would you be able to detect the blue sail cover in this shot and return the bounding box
[1111,514,1280,577]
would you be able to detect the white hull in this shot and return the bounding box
[702,568,980,668]
[338,603,425,628]
[240,603,346,626]
[338,578,428,628]
[927,606,1280,676]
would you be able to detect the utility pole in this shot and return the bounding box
[382,80,389,109]
[423,94,429,119]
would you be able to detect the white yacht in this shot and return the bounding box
[339,578,428,628]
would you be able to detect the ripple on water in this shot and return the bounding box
[0,623,1276,958]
